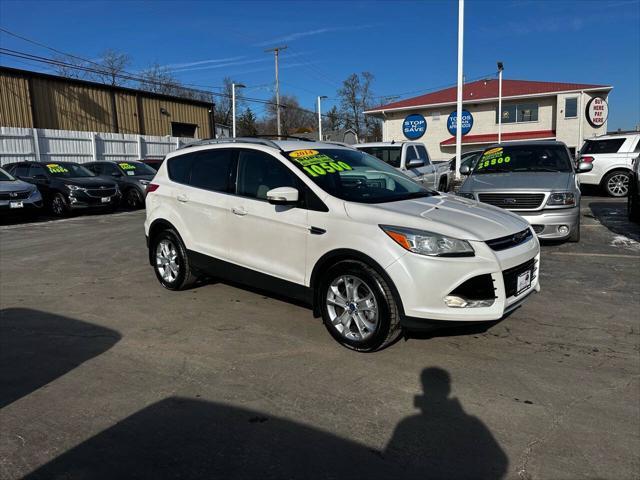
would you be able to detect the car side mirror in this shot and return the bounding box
[266,186,299,205]
[406,159,425,169]
[576,161,593,173]
[460,165,471,175]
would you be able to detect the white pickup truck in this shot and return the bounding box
[577,133,640,197]
[355,142,451,191]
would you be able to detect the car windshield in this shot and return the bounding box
[44,162,95,178]
[285,148,435,204]
[357,146,402,168]
[0,168,16,181]
[472,145,573,174]
[117,161,156,176]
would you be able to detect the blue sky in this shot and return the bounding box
[1,0,639,130]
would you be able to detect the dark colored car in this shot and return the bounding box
[84,160,155,209]
[141,157,165,171]
[3,161,120,217]
[629,156,640,223]
[448,150,483,173]
[0,167,44,216]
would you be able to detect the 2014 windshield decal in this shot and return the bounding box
[289,150,352,177]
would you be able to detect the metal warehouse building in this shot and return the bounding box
[365,78,612,160]
[0,66,216,138]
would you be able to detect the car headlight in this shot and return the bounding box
[66,185,84,192]
[456,192,475,199]
[380,225,475,257]
[546,192,575,206]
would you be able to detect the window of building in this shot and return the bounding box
[565,98,578,118]
[171,122,198,138]
[496,103,539,123]
[236,150,298,201]
[431,111,440,121]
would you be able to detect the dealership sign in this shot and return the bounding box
[403,114,427,139]
[447,110,473,136]
[586,96,608,128]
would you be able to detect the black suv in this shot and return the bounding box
[84,160,155,209]
[4,161,120,217]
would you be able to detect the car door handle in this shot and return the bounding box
[177,194,188,203]
[232,207,247,216]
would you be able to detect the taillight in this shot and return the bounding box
[581,156,595,163]
[146,183,160,194]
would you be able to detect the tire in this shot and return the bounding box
[319,260,401,352]
[125,188,143,209]
[438,177,448,192]
[50,192,69,217]
[150,228,197,290]
[629,193,640,222]
[602,170,630,197]
[568,217,580,242]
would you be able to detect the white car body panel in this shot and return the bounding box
[578,134,640,186]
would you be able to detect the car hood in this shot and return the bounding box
[63,177,117,188]
[344,193,529,241]
[460,172,573,192]
[0,179,35,192]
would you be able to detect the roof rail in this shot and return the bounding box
[245,134,315,142]
[177,137,282,151]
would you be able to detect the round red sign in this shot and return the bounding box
[585,96,608,128]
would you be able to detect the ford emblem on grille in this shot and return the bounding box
[10,192,17,197]
[504,198,517,205]
[100,186,105,189]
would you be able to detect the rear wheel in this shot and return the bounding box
[320,261,401,352]
[151,229,197,290]
[568,217,580,242]
[602,170,630,197]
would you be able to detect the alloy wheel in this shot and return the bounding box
[52,195,65,215]
[156,239,180,283]
[607,173,629,196]
[326,275,378,342]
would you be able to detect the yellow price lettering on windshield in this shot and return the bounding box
[118,162,135,170]
[46,163,68,174]
[481,147,504,162]
[302,161,352,177]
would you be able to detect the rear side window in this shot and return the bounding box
[581,138,625,154]
[13,165,29,177]
[28,164,46,176]
[189,150,234,192]
[168,153,197,184]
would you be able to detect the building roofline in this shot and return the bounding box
[0,65,215,108]
[364,85,613,115]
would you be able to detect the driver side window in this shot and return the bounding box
[28,164,46,177]
[236,150,298,201]
[405,146,418,161]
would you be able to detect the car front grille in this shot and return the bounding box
[86,188,117,198]
[503,258,537,298]
[486,228,533,251]
[0,190,32,200]
[478,193,545,210]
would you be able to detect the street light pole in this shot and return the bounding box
[232,83,245,138]
[265,46,287,136]
[497,61,504,144]
[317,95,328,141]
[455,0,465,180]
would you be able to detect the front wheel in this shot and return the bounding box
[125,188,143,209]
[50,192,69,217]
[320,261,401,352]
[151,229,197,290]
[602,170,630,197]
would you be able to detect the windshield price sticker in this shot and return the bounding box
[477,155,511,170]
[289,149,319,159]
[46,163,68,174]
[118,162,136,170]
[289,150,353,177]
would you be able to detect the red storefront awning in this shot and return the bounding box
[440,130,556,146]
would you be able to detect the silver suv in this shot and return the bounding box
[457,141,592,242]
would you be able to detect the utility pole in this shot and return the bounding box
[232,83,245,138]
[265,46,287,136]
[455,0,464,180]
[317,95,328,141]
[497,61,504,143]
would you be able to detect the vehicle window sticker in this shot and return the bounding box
[46,163,69,174]
[118,162,135,170]
[289,150,352,177]
[477,148,510,169]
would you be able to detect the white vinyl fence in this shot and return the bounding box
[0,126,229,167]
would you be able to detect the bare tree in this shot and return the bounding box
[52,54,92,80]
[138,63,212,102]
[325,105,342,131]
[92,49,131,86]
[337,71,376,139]
[213,77,245,127]
[265,94,314,135]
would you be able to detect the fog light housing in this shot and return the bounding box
[558,225,569,235]
[444,295,495,308]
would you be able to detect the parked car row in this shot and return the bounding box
[0,159,159,219]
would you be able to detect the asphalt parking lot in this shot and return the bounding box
[1,195,639,480]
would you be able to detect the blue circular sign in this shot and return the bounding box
[403,114,427,140]
[447,110,473,136]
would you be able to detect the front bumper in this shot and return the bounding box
[386,234,540,328]
[519,206,580,240]
[0,199,44,211]
[68,191,121,209]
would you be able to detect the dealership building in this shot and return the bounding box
[365,78,612,160]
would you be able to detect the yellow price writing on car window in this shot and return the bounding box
[118,162,136,170]
[46,163,69,174]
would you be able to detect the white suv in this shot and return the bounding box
[145,138,540,352]
[577,133,640,197]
